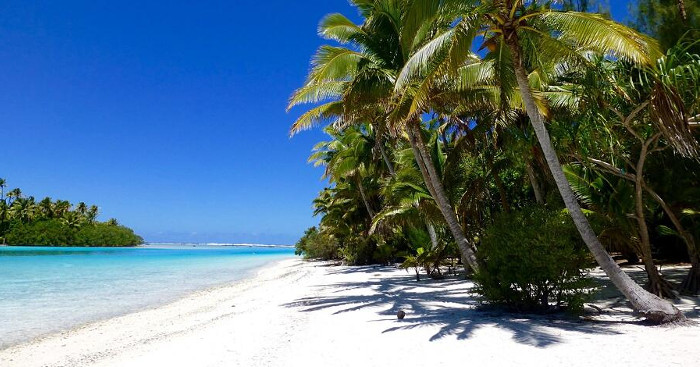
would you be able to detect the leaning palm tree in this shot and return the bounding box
[288,0,480,271]
[396,0,683,322]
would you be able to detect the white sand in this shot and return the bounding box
[2,258,699,367]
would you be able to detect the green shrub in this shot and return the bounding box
[5,220,142,247]
[295,227,340,260]
[5,219,74,245]
[474,206,596,313]
[73,223,143,247]
[339,235,376,265]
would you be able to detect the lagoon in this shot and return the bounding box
[0,244,294,348]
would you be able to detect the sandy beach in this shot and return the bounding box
[1,258,699,367]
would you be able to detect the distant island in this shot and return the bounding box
[0,178,143,247]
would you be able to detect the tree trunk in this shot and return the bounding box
[377,134,438,251]
[378,142,396,176]
[633,134,675,298]
[506,38,683,323]
[678,0,688,22]
[357,177,375,219]
[525,161,545,204]
[426,221,439,250]
[644,184,700,295]
[406,122,479,272]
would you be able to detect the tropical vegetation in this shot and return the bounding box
[289,0,699,323]
[0,178,143,247]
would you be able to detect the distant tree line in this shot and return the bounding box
[0,178,143,247]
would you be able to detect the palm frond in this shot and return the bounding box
[537,11,662,66]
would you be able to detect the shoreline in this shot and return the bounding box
[2,259,699,367]
[0,255,295,350]
[0,257,305,366]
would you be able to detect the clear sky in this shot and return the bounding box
[0,1,634,244]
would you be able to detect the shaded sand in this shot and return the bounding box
[1,259,699,367]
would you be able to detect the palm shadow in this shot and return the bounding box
[284,265,623,347]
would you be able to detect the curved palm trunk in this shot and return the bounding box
[406,122,479,272]
[506,39,683,323]
[633,135,675,298]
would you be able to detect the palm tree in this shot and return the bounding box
[38,197,54,219]
[397,0,683,322]
[87,205,99,224]
[289,0,480,271]
[6,188,22,205]
[310,126,380,221]
[52,200,71,218]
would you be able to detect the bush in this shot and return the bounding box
[5,219,74,245]
[474,206,595,313]
[295,227,340,260]
[73,223,143,247]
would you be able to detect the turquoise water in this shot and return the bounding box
[0,244,294,348]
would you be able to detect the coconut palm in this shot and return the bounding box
[310,125,381,220]
[6,188,22,205]
[288,0,480,271]
[396,0,683,322]
[37,197,54,219]
[87,205,99,224]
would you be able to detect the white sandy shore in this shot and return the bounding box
[2,259,699,367]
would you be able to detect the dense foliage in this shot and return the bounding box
[294,226,340,260]
[474,207,595,313]
[0,179,143,247]
[289,0,699,322]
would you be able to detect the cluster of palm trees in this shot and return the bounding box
[289,1,700,323]
[0,178,106,234]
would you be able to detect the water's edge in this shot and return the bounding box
[1,256,295,350]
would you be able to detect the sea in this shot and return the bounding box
[0,244,295,349]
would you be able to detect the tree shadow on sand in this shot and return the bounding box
[284,265,627,347]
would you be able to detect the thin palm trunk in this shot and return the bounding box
[406,121,479,272]
[525,161,545,204]
[678,0,688,22]
[506,38,683,323]
[633,134,675,298]
[357,177,375,219]
[426,221,439,250]
[377,142,396,176]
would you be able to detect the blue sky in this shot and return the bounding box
[0,1,634,244]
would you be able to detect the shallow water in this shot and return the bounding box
[0,244,294,348]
